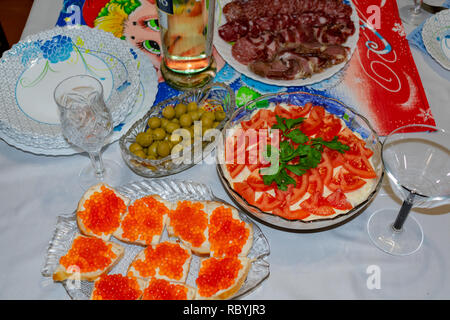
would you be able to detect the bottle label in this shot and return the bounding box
[156,0,174,15]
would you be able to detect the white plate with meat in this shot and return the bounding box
[214,0,360,86]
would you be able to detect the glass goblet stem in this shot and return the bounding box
[392,192,416,231]
[413,0,423,14]
[88,150,106,179]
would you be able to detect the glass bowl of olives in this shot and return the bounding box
[119,82,235,177]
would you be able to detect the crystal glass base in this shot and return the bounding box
[367,208,424,256]
[399,5,431,26]
[79,159,125,190]
[161,58,216,91]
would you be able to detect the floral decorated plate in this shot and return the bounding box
[0,25,141,154]
[422,9,450,70]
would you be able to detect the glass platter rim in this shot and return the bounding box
[216,90,385,231]
[41,178,271,300]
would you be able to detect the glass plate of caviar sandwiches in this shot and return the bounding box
[41,179,270,300]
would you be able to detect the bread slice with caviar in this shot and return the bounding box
[90,274,147,300]
[77,183,130,241]
[113,195,173,246]
[205,201,253,258]
[52,234,125,282]
[195,256,252,300]
[127,241,192,283]
[166,200,210,255]
[141,278,197,300]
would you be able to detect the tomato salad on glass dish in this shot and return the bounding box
[221,102,379,222]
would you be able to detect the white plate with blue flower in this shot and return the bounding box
[0,25,143,154]
[422,9,450,70]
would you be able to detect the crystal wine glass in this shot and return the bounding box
[54,75,123,190]
[367,124,450,256]
[399,0,431,26]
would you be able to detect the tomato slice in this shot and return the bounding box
[325,189,353,210]
[288,102,312,118]
[337,127,373,158]
[300,191,335,216]
[317,152,333,186]
[273,206,311,220]
[299,106,325,135]
[288,173,309,205]
[307,168,324,195]
[315,114,342,141]
[324,147,345,168]
[255,193,283,212]
[227,164,246,179]
[233,181,256,205]
[343,154,377,179]
[330,169,367,193]
[274,105,294,119]
[247,169,272,191]
[241,111,266,131]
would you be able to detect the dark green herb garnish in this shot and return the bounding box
[259,116,349,191]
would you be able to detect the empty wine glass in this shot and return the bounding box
[54,75,123,190]
[399,0,431,26]
[367,124,450,256]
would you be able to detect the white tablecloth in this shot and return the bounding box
[0,0,449,300]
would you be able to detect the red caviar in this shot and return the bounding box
[169,201,208,247]
[121,196,169,244]
[196,257,243,298]
[142,278,189,300]
[129,242,190,280]
[59,236,116,273]
[209,206,250,257]
[91,274,142,300]
[78,186,126,236]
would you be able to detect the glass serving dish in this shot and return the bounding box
[41,179,270,300]
[119,82,235,178]
[216,91,384,231]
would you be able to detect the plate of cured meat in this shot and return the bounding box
[214,0,360,86]
[42,179,270,300]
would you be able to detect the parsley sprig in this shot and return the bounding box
[260,116,349,191]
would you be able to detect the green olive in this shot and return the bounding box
[185,126,195,140]
[135,132,153,147]
[170,133,182,144]
[201,117,213,129]
[201,111,215,122]
[129,143,143,154]
[152,127,166,140]
[146,154,157,160]
[147,141,159,157]
[187,101,198,112]
[133,149,147,159]
[157,141,171,157]
[162,105,175,119]
[160,118,170,129]
[188,110,200,121]
[171,118,180,124]
[214,110,227,121]
[147,117,161,129]
[165,122,180,134]
[179,113,193,128]
[175,103,187,118]
[212,121,220,128]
